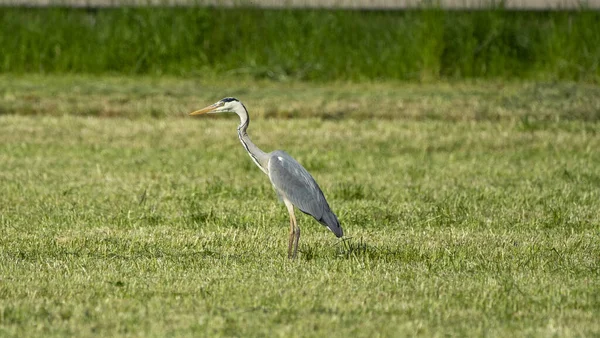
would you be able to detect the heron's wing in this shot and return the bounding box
[268,150,343,237]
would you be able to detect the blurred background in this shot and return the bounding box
[1,0,599,82]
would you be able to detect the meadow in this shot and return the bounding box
[1,75,599,337]
[1,7,600,81]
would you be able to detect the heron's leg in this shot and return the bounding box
[284,199,297,259]
[287,214,295,259]
[292,224,300,259]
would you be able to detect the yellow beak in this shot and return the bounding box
[189,103,218,116]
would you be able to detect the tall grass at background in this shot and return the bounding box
[1,7,599,81]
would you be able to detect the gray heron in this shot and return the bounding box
[189,97,343,259]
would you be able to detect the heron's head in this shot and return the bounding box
[189,97,242,116]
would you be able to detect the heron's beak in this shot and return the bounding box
[189,103,218,116]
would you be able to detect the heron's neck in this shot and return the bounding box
[235,105,269,175]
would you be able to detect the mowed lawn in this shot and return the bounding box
[0,76,599,337]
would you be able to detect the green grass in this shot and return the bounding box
[1,75,600,337]
[2,75,600,121]
[1,7,599,81]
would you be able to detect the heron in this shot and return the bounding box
[189,97,343,259]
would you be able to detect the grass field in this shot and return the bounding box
[1,75,599,337]
[2,8,600,81]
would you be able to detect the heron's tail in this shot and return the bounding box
[319,210,343,238]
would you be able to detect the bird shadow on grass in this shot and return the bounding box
[301,237,404,262]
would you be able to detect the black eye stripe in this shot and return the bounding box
[221,97,239,103]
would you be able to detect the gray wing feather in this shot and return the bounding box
[268,150,343,238]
